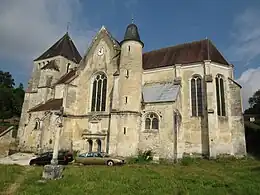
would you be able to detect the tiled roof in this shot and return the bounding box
[41,60,59,71]
[142,82,180,103]
[34,33,82,63]
[142,39,229,70]
[55,69,77,85]
[28,99,63,112]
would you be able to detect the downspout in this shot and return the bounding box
[173,110,178,162]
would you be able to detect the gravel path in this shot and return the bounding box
[0,153,37,166]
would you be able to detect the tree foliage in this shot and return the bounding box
[0,70,15,88]
[244,89,260,114]
[244,89,260,158]
[0,70,25,121]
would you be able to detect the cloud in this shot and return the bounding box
[237,67,260,110]
[228,8,260,65]
[0,0,97,69]
[228,8,260,110]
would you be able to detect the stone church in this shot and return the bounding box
[17,22,246,159]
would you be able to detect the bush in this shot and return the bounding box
[180,156,198,166]
[126,150,153,164]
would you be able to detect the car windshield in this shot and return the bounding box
[40,152,51,157]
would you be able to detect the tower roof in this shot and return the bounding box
[34,33,82,63]
[121,23,144,47]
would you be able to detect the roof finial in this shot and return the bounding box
[131,14,134,24]
[66,22,71,33]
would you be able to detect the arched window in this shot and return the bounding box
[191,75,203,116]
[145,113,159,130]
[215,74,226,116]
[34,119,41,130]
[91,72,107,112]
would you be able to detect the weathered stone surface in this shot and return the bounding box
[229,79,242,116]
[42,164,64,180]
[17,26,247,160]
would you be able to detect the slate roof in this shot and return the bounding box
[55,69,77,85]
[34,33,82,63]
[28,99,63,112]
[121,23,143,47]
[142,82,180,103]
[41,60,59,71]
[142,39,229,70]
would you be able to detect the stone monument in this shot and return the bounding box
[42,106,65,180]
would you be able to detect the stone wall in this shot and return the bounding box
[139,102,175,159]
[228,78,246,156]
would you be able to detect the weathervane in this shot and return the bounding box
[66,22,71,33]
[131,14,134,24]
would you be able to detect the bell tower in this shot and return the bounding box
[108,22,144,157]
[118,22,144,112]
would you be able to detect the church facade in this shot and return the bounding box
[17,23,246,159]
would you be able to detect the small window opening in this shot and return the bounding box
[128,45,131,52]
[124,127,126,135]
[125,69,129,78]
[125,96,128,104]
[66,63,71,73]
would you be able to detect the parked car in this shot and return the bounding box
[74,152,125,166]
[29,150,73,166]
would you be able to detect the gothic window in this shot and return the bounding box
[91,72,107,112]
[215,74,226,116]
[145,113,159,130]
[191,75,203,116]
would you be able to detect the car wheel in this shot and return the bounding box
[107,160,114,166]
[29,161,36,166]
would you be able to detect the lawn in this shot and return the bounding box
[1,158,260,195]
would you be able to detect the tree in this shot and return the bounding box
[12,83,25,116]
[244,89,260,114]
[244,89,260,158]
[0,71,25,121]
[0,71,15,88]
[0,87,13,121]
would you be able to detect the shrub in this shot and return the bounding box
[180,156,198,166]
[126,150,153,164]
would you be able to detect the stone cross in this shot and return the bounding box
[42,106,65,180]
[51,106,64,165]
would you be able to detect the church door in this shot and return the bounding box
[97,139,101,153]
[88,139,93,152]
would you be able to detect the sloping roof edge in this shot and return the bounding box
[28,99,63,112]
[228,77,242,88]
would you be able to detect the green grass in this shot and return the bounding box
[1,158,260,195]
[0,164,24,192]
